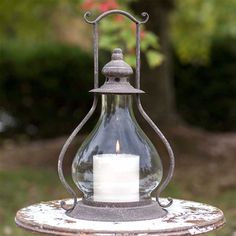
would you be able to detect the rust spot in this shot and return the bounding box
[166,218,177,223]
[211,210,221,214]
[44,201,62,209]
[166,215,179,223]
[64,219,76,224]
[186,219,205,224]
[184,206,198,211]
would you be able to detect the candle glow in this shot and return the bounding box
[116,140,120,153]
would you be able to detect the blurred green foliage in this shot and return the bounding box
[99,18,163,68]
[80,0,163,68]
[0,42,94,139]
[0,168,66,236]
[0,0,235,66]
[171,0,236,64]
[0,40,235,139]
[0,0,235,70]
[0,0,235,135]
[0,0,163,68]
[175,39,236,131]
[0,0,59,41]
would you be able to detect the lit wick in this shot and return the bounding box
[116,140,120,154]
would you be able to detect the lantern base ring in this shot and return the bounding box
[66,199,167,221]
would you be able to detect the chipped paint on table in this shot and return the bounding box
[15,198,225,236]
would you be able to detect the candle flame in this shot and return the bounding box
[116,140,120,154]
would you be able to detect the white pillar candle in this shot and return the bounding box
[93,154,140,202]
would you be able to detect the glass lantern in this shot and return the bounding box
[72,48,163,203]
[58,10,175,222]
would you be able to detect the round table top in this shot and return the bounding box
[15,198,225,236]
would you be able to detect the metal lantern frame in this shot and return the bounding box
[58,10,175,218]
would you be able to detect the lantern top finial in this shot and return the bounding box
[111,48,123,60]
[102,48,133,78]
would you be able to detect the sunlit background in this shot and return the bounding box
[0,0,235,235]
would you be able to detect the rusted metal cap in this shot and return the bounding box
[102,48,133,78]
[90,48,144,94]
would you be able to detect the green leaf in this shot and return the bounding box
[146,50,164,68]
[99,35,119,50]
[124,54,136,68]
[120,29,136,50]
[143,32,159,49]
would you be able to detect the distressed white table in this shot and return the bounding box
[15,198,225,236]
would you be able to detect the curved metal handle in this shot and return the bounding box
[136,94,175,208]
[58,95,98,212]
[84,10,149,92]
[84,10,149,24]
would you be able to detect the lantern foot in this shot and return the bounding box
[66,200,167,221]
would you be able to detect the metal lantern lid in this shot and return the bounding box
[103,48,132,77]
[90,48,144,94]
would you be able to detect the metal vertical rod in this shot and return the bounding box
[93,23,99,89]
[135,23,141,89]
